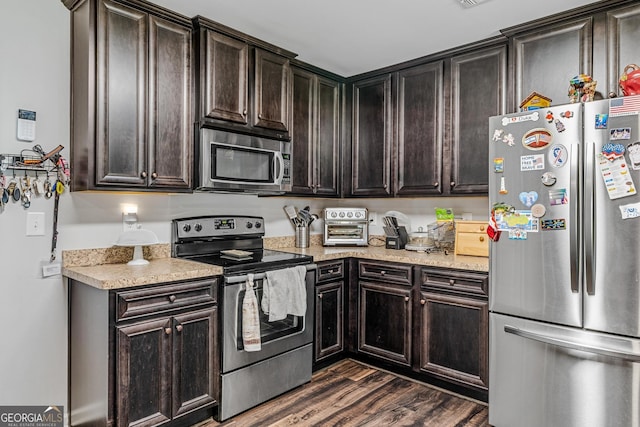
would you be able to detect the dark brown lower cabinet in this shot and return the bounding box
[419,292,488,391]
[69,278,218,427]
[358,281,412,367]
[314,260,345,363]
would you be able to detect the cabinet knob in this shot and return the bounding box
[434,182,439,187]
[449,279,455,285]
[169,295,177,303]
[479,236,485,242]
[243,109,247,116]
[175,324,183,332]
[420,299,426,305]
[318,294,323,299]
[141,171,147,179]
[383,184,387,189]
[404,296,410,302]
[258,113,263,119]
[151,172,158,179]
[479,226,485,231]
[164,327,172,335]
[450,181,455,187]
[380,270,386,275]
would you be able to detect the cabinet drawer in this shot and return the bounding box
[421,268,488,297]
[317,260,345,283]
[456,221,487,233]
[115,278,217,322]
[359,261,412,286]
[455,232,489,257]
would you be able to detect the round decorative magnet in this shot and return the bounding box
[548,144,568,168]
[531,204,546,218]
[541,172,557,186]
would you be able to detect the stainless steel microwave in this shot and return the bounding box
[198,129,291,194]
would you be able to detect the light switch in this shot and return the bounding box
[26,212,45,236]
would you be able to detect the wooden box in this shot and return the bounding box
[454,221,489,257]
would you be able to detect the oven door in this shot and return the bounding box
[324,221,368,246]
[221,265,315,373]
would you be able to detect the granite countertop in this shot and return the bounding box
[63,235,488,290]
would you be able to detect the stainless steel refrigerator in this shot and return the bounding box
[489,95,640,427]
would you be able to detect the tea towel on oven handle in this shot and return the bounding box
[242,274,262,352]
[262,265,307,322]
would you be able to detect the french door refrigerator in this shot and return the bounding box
[489,95,640,427]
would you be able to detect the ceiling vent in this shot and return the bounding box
[457,0,491,8]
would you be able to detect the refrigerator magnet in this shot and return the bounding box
[610,128,631,140]
[620,202,640,219]
[494,158,504,173]
[595,114,608,129]
[508,229,528,240]
[531,204,546,218]
[541,218,566,230]
[541,172,557,186]
[521,154,545,171]
[499,176,508,194]
[601,142,625,161]
[545,111,554,123]
[560,110,574,119]
[549,188,569,205]
[627,142,640,170]
[548,144,568,168]
[519,191,538,208]
[554,119,566,133]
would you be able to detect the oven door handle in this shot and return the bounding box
[224,263,317,284]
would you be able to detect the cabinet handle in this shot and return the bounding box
[449,279,455,285]
[169,295,177,303]
[328,269,334,274]
[175,324,183,332]
[164,327,172,335]
[420,299,426,305]
[151,172,158,179]
[140,171,147,179]
[450,181,455,187]
[479,236,485,242]
[404,296,410,302]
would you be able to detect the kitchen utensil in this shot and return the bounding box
[284,205,299,226]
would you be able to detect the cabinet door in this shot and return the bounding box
[290,67,315,194]
[450,45,506,195]
[315,281,344,362]
[172,308,218,418]
[254,49,290,132]
[358,281,411,366]
[604,3,640,96]
[203,31,248,124]
[315,76,341,197]
[96,0,147,187]
[116,317,172,427]
[510,17,592,109]
[396,62,443,196]
[351,75,393,196]
[419,291,488,391]
[148,15,192,189]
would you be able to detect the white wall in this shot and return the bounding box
[0,0,487,422]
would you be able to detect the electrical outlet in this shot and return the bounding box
[369,211,378,226]
[26,212,45,236]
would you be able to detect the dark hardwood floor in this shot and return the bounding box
[202,359,489,426]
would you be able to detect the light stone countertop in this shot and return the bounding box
[63,235,488,290]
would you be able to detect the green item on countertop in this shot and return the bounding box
[435,208,454,222]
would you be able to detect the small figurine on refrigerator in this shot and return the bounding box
[519,92,552,111]
[568,74,596,103]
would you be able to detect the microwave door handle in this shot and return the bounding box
[274,152,284,184]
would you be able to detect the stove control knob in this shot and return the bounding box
[330,212,338,218]
[194,223,202,232]
[246,222,253,229]
[182,224,191,232]
[347,212,353,218]
[339,212,345,218]
[255,221,262,229]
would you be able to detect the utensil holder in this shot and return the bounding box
[295,225,310,248]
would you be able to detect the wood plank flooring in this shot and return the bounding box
[202,359,488,427]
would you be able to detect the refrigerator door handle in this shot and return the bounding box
[569,143,579,293]
[505,325,640,362]
[584,141,595,295]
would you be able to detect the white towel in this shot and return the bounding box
[262,265,307,322]
[242,274,261,352]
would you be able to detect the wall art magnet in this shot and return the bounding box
[620,202,640,219]
[554,119,566,133]
[495,210,539,233]
[508,229,528,240]
[499,176,508,194]
[494,158,504,173]
[519,191,538,208]
[598,153,637,200]
[502,111,539,126]
[493,129,515,147]
[595,114,608,129]
[541,172,557,186]
[548,144,568,168]
[610,128,631,140]
[541,218,566,230]
[628,142,640,170]
[531,204,546,218]
[521,154,545,171]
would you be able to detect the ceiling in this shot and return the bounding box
[150,0,603,77]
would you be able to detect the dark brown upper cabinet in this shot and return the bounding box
[194,16,295,140]
[67,0,192,191]
[349,74,393,197]
[290,66,342,197]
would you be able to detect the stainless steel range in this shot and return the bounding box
[171,215,316,421]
